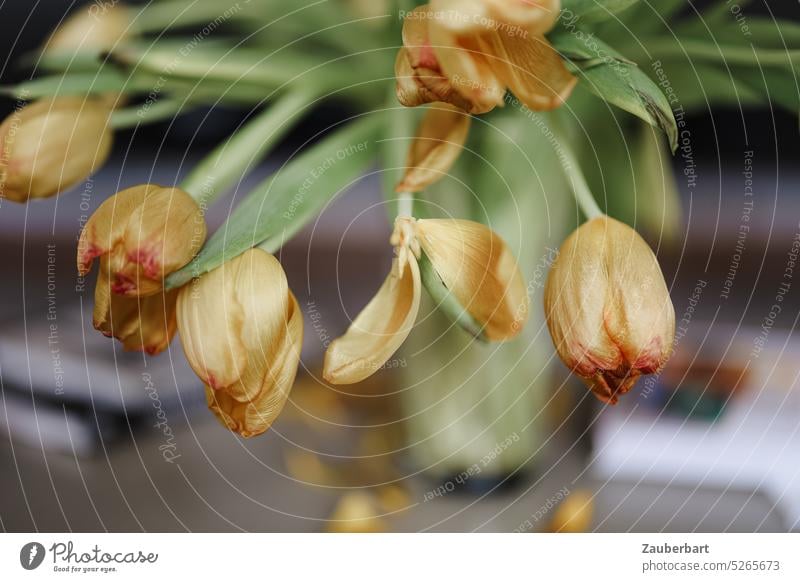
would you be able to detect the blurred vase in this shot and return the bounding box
[398,107,572,481]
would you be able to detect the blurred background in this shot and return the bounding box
[1,0,799,532]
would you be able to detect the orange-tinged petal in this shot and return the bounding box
[484,0,560,35]
[431,0,560,35]
[478,31,576,111]
[123,187,206,280]
[93,267,178,355]
[206,292,303,438]
[398,5,497,114]
[416,218,529,340]
[177,260,249,391]
[544,216,675,404]
[428,23,506,111]
[78,184,206,297]
[396,104,471,193]
[77,184,151,276]
[177,249,291,396]
[324,256,421,384]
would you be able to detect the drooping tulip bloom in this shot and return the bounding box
[416,218,529,341]
[45,3,132,56]
[0,97,113,203]
[323,216,528,384]
[93,267,179,355]
[77,184,206,297]
[177,249,304,438]
[396,1,576,114]
[544,216,675,404]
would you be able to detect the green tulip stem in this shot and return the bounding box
[549,116,603,220]
[397,191,414,217]
[179,86,317,205]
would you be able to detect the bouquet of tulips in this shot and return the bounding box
[1,0,795,458]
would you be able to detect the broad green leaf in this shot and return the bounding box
[166,114,382,288]
[551,31,678,151]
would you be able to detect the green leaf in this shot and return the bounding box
[651,60,764,111]
[1,70,130,99]
[551,31,678,151]
[418,253,487,342]
[561,0,639,22]
[735,66,800,115]
[166,114,382,289]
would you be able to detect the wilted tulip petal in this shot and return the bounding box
[544,216,675,404]
[416,218,529,340]
[324,256,422,385]
[483,0,561,35]
[397,6,499,114]
[432,0,560,35]
[479,30,577,111]
[396,104,471,193]
[426,17,507,111]
[93,268,178,355]
[396,1,575,115]
[205,295,304,438]
[78,184,206,297]
[177,249,303,438]
[0,98,113,203]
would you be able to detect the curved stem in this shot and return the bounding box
[179,86,317,204]
[548,114,603,220]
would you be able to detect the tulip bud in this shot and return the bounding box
[0,97,113,203]
[45,4,132,56]
[177,249,303,438]
[544,216,675,404]
[77,184,206,297]
[93,268,178,355]
[416,218,529,340]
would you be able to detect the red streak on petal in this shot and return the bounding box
[418,42,440,71]
[78,242,105,273]
[111,274,137,295]
[128,246,163,280]
[207,373,221,390]
[633,337,665,374]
